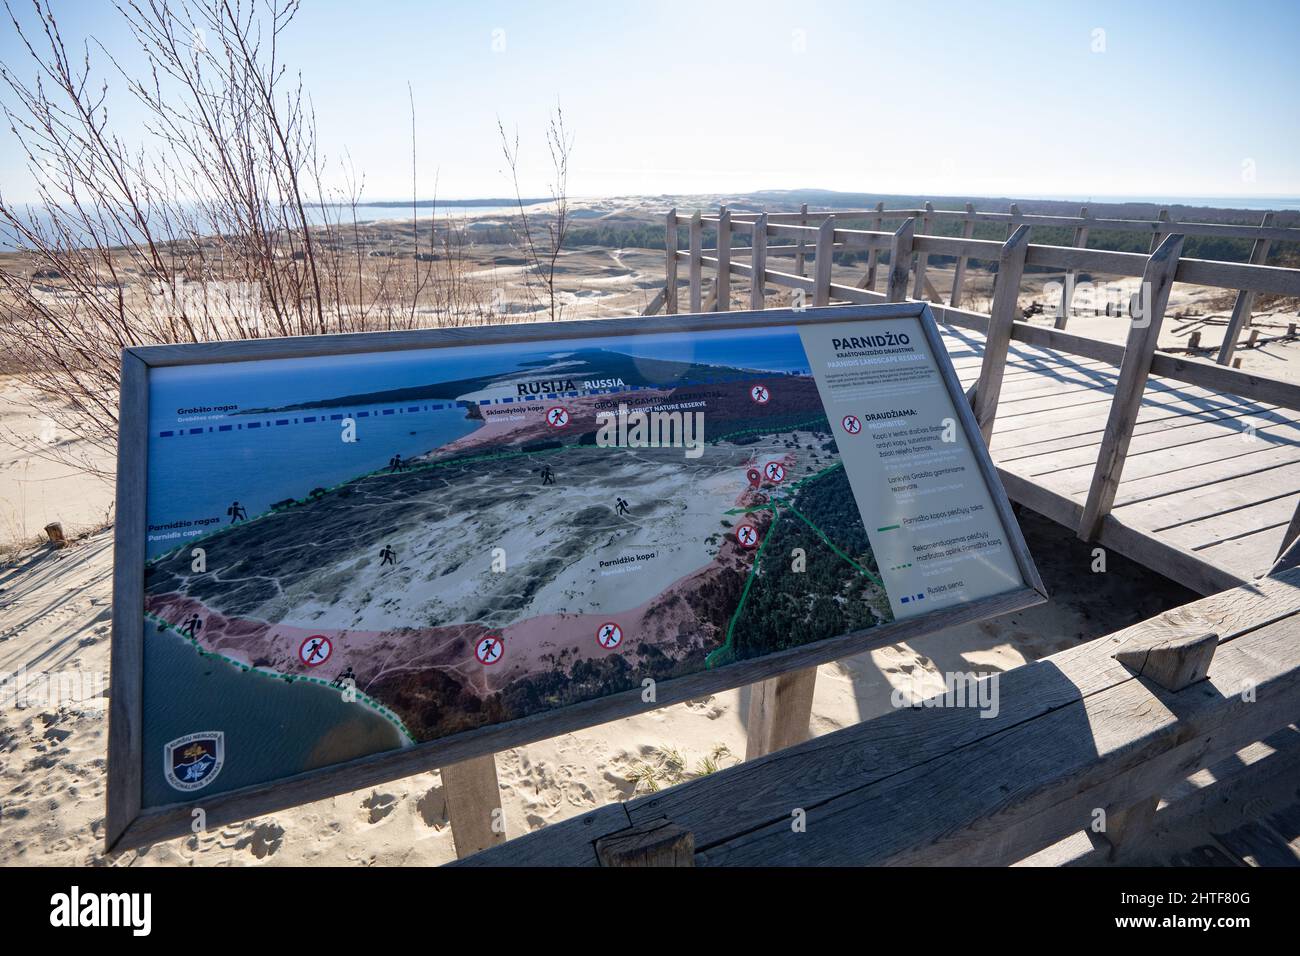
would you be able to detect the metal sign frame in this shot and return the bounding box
[107,302,1046,851]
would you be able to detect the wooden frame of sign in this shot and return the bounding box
[106,302,1046,853]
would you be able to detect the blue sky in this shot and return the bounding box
[2,0,1298,202]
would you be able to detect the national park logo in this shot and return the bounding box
[163,731,225,792]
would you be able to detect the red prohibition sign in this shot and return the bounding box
[299,634,332,667]
[841,414,863,435]
[749,384,771,405]
[546,406,570,428]
[764,461,786,483]
[475,635,504,665]
[596,622,623,649]
[736,524,759,549]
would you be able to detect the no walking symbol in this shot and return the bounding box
[476,635,504,665]
[299,635,332,667]
[749,384,771,405]
[597,622,623,649]
[842,414,862,435]
[736,524,759,549]
[546,406,570,428]
[764,461,785,483]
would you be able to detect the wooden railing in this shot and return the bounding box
[656,203,1300,366]
[652,206,1300,567]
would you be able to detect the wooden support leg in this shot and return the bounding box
[442,753,505,858]
[745,666,818,760]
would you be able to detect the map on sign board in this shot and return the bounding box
[137,314,1029,809]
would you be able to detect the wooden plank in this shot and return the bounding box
[794,202,809,277]
[1078,234,1185,540]
[863,200,885,291]
[745,667,818,760]
[886,218,915,302]
[442,753,506,858]
[1055,206,1090,330]
[105,351,150,852]
[973,225,1031,443]
[688,211,702,313]
[664,208,679,315]
[695,616,1300,866]
[453,802,629,867]
[911,201,934,299]
[1112,629,1217,691]
[1216,212,1274,365]
[595,819,696,867]
[750,212,767,310]
[813,215,834,307]
[1150,208,1170,253]
[716,206,731,312]
[949,202,977,308]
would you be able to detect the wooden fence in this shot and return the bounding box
[652,205,1300,558]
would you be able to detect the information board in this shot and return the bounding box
[107,302,1044,849]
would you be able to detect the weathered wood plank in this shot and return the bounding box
[1078,234,1185,540]
[886,218,915,302]
[1216,212,1274,365]
[664,208,679,315]
[716,206,731,313]
[745,667,818,760]
[695,616,1300,866]
[973,225,1031,443]
[595,819,695,867]
[813,216,834,308]
[442,753,506,857]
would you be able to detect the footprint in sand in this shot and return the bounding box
[415,786,447,828]
[361,791,398,824]
[233,821,285,859]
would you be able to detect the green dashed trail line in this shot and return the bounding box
[705,487,884,668]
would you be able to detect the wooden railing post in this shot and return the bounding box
[794,202,809,277]
[664,208,678,315]
[910,201,934,299]
[1078,234,1185,541]
[990,203,1021,300]
[750,212,768,310]
[716,206,731,312]
[1150,208,1170,253]
[745,667,818,760]
[972,224,1031,444]
[813,215,834,307]
[1056,205,1089,330]
[859,200,884,292]
[886,218,915,302]
[949,201,976,307]
[442,753,506,858]
[1216,212,1275,365]
[688,211,702,313]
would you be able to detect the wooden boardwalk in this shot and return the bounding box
[939,325,1300,593]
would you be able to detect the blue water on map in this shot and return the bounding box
[141,627,404,809]
[145,401,480,559]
